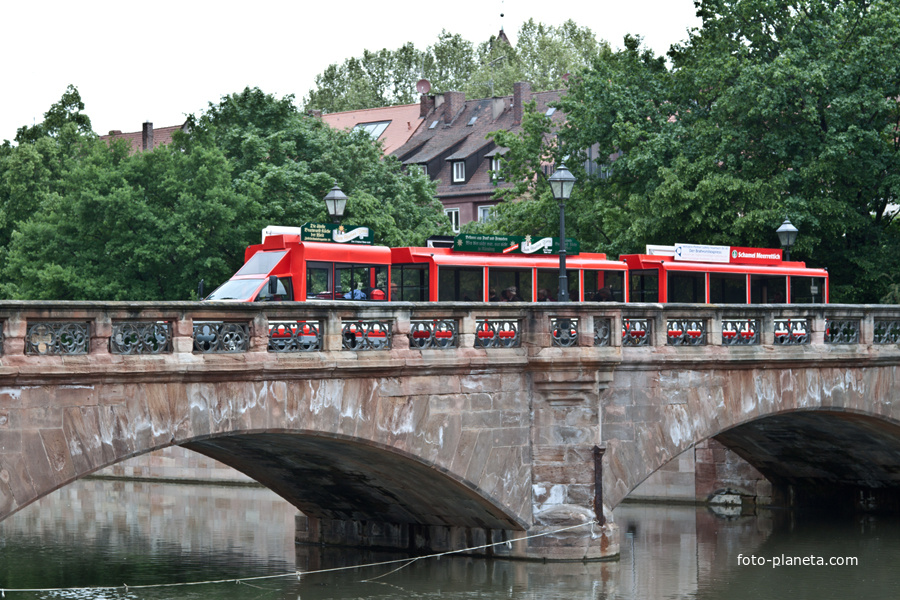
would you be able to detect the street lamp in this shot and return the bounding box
[323,182,347,224]
[776,217,799,261]
[548,164,576,302]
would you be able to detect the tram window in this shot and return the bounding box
[336,265,388,300]
[536,269,577,302]
[336,265,365,299]
[255,277,293,302]
[489,268,532,302]
[629,270,659,303]
[668,272,706,303]
[710,273,746,304]
[306,263,332,299]
[391,264,429,301]
[584,270,624,301]
[307,262,387,300]
[237,251,287,276]
[750,275,787,304]
[438,266,483,301]
[790,276,825,303]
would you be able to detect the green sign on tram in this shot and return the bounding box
[453,233,579,255]
[300,222,374,245]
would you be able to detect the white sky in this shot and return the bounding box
[2,0,701,143]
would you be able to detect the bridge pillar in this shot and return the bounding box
[528,367,619,560]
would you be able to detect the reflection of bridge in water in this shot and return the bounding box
[2,301,900,560]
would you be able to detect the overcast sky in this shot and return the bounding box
[2,0,701,143]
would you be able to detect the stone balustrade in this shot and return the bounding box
[2,301,897,362]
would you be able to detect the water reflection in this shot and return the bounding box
[0,479,897,599]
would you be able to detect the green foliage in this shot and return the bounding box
[478,102,560,237]
[14,84,93,144]
[303,21,607,112]
[426,31,478,93]
[0,87,444,300]
[304,44,425,113]
[490,1,900,303]
[468,20,609,99]
[188,87,446,248]
[1,135,245,300]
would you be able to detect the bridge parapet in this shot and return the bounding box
[2,301,897,363]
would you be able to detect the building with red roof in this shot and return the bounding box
[99,121,188,154]
[391,83,567,229]
[319,103,422,155]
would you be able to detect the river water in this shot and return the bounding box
[1,479,897,599]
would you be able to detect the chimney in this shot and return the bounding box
[420,94,435,118]
[308,109,322,118]
[142,122,154,151]
[443,91,465,123]
[513,82,532,125]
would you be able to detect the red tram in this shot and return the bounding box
[202,229,828,304]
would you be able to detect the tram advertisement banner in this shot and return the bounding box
[730,246,783,265]
[454,233,579,255]
[674,243,730,263]
[300,222,374,245]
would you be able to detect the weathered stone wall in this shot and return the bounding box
[601,304,900,509]
[0,302,619,560]
[627,447,699,501]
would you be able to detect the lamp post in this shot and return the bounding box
[548,164,576,302]
[776,217,799,261]
[323,182,347,224]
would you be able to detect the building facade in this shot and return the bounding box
[391,82,565,229]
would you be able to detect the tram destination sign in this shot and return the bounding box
[454,233,579,255]
[300,222,374,245]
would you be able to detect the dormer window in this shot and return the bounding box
[491,156,503,181]
[452,161,466,183]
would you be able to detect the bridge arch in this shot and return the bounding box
[0,373,534,532]
[714,409,900,508]
[182,430,526,531]
[603,363,900,510]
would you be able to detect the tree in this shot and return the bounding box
[189,87,447,248]
[14,84,93,144]
[425,31,478,93]
[489,1,900,303]
[303,22,606,112]
[479,19,608,96]
[304,43,431,113]
[1,133,246,300]
[0,87,446,300]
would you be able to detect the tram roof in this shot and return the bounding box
[393,247,626,269]
[622,254,828,277]
[248,236,393,264]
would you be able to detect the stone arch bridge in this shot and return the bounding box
[1,301,899,560]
